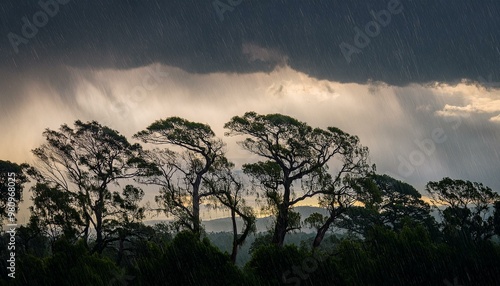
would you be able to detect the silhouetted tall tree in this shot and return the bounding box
[225,112,370,246]
[204,157,256,263]
[308,129,371,249]
[426,177,500,242]
[29,120,146,253]
[134,117,225,236]
[339,174,436,238]
[494,201,500,237]
[28,183,85,243]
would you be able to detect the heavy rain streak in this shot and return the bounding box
[0,0,499,285]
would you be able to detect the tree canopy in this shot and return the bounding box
[225,112,372,246]
[2,114,500,285]
[426,177,500,242]
[28,120,147,253]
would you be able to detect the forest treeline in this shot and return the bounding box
[1,112,500,285]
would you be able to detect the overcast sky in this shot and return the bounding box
[1,0,499,220]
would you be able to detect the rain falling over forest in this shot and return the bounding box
[1,0,500,285]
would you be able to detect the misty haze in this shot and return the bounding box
[1,0,500,285]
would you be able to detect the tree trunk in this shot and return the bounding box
[95,211,103,253]
[83,214,90,250]
[272,181,291,246]
[193,195,200,236]
[192,176,202,237]
[272,211,288,247]
[230,208,238,263]
[117,235,124,265]
[94,194,104,253]
[312,215,335,250]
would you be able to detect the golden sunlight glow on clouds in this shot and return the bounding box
[1,64,497,172]
[1,63,500,222]
[432,83,500,122]
[490,114,500,123]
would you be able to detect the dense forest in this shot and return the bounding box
[1,112,500,285]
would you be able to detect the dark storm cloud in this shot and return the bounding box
[1,0,499,86]
[385,87,500,190]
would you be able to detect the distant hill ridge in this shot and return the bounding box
[144,206,329,233]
